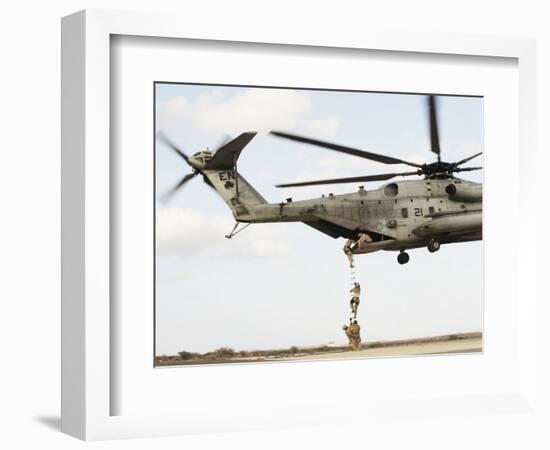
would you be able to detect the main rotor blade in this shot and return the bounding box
[453,166,482,173]
[276,171,419,188]
[159,172,196,203]
[428,95,441,158]
[270,131,424,169]
[454,152,483,166]
[157,132,190,163]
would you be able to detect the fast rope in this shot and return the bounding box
[342,234,374,351]
[350,261,357,287]
[342,252,363,351]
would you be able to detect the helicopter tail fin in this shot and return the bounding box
[202,132,266,220]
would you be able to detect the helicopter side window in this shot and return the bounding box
[384,183,398,197]
[401,208,408,218]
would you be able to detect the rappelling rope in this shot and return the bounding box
[350,259,357,287]
[349,258,358,321]
[343,256,362,351]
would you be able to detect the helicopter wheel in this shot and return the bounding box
[427,240,441,253]
[397,251,410,265]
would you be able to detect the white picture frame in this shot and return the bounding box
[61,9,537,441]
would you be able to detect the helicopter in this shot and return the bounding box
[158,95,482,265]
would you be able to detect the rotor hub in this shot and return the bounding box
[188,150,213,169]
[422,161,457,179]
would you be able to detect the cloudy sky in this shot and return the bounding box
[155,83,483,356]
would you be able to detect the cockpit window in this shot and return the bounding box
[384,183,398,197]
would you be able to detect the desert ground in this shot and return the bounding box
[290,336,481,361]
[156,333,482,367]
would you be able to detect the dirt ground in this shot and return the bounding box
[287,336,482,361]
[156,335,482,366]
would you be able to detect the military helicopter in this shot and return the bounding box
[158,95,482,265]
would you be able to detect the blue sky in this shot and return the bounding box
[155,83,483,355]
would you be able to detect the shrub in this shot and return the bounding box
[178,351,198,361]
[289,346,299,355]
[214,347,235,359]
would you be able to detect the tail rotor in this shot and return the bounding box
[156,131,216,203]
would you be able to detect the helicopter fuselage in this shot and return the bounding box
[239,177,482,254]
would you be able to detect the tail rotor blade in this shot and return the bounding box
[157,131,190,164]
[158,172,196,203]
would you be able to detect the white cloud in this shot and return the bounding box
[156,207,226,255]
[156,207,291,259]
[233,235,290,259]
[156,88,341,138]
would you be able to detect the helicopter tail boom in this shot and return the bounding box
[202,168,266,220]
[200,132,267,220]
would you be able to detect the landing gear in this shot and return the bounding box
[397,251,409,265]
[427,239,440,253]
[225,222,251,239]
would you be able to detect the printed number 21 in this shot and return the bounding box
[414,207,423,217]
